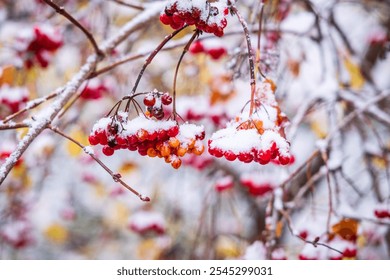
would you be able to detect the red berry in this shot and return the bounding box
[208,47,226,60]
[143,95,156,106]
[102,146,114,156]
[189,41,205,54]
[224,150,237,161]
[167,126,179,137]
[160,14,172,25]
[256,150,271,165]
[278,155,290,165]
[161,93,173,105]
[238,152,253,163]
[88,135,98,145]
[343,248,357,258]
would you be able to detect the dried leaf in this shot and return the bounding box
[331,218,359,241]
[343,55,365,90]
[275,220,284,238]
[0,65,16,86]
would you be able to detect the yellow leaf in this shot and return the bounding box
[44,223,69,245]
[0,65,16,86]
[137,238,162,260]
[310,120,328,139]
[92,182,107,198]
[372,156,387,169]
[119,161,138,174]
[343,55,365,90]
[104,202,130,229]
[66,127,88,157]
[215,236,242,259]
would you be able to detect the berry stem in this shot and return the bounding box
[172,29,200,121]
[41,0,104,57]
[49,125,150,202]
[125,25,188,112]
[256,3,266,79]
[232,6,257,116]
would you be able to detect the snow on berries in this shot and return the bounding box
[16,25,63,69]
[160,0,230,37]
[88,111,205,169]
[128,210,166,236]
[208,81,291,165]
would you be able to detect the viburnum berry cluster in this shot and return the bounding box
[208,80,292,165]
[16,25,62,69]
[240,174,274,196]
[88,100,205,169]
[80,79,109,100]
[374,204,390,219]
[189,40,227,60]
[128,210,166,236]
[143,90,173,120]
[160,0,230,37]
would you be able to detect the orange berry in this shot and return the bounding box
[168,137,180,148]
[187,138,196,149]
[192,143,205,155]
[147,147,157,157]
[177,146,188,157]
[165,156,172,163]
[171,158,181,169]
[136,129,149,142]
[160,143,171,157]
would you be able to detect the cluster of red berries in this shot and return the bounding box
[88,112,205,169]
[143,90,172,120]
[80,80,109,100]
[17,25,63,69]
[214,175,234,192]
[208,119,292,165]
[0,86,29,114]
[374,208,390,219]
[0,220,33,249]
[128,211,166,236]
[160,0,229,37]
[240,177,274,196]
[208,80,292,165]
[189,40,227,60]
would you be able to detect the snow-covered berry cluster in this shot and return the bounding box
[0,85,29,114]
[0,220,33,249]
[143,90,173,120]
[160,0,230,37]
[374,204,390,219]
[240,174,274,196]
[208,80,292,165]
[80,79,109,100]
[128,210,166,236]
[214,175,234,192]
[16,25,63,69]
[88,112,205,169]
[189,40,227,60]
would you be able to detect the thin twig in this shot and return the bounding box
[172,30,200,121]
[110,0,144,10]
[232,6,257,116]
[42,0,104,57]
[49,125,150,202]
